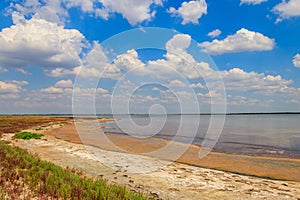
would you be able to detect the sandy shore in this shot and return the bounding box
[2,119,300,199]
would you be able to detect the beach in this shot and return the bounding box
[1,118,300,199]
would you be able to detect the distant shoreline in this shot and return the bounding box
[1,112,300,116]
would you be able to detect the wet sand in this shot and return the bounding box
[2,119,300,199]
[45,119,300,182]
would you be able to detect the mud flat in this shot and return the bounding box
[2,119,300,199]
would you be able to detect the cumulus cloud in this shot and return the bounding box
[41,86,64,94]
[166,34,191,52]
[97,0,163,25]
[240,0,267,5]
[64,0,94,13]
[0,17,85,69]
[0,80,28,94]
[12,12,26,24]
[168,0,207,25]
[45,41,119,79]
[191,83,205,89]
[8,0,163,26]
[199,28,275,55]
[10,0,68,25]
[168,80,186,87]
[113,49,145,75]
[293,54,300,68]
[207,29,221,38]
[222,68,294,95]
[272,0,300,23]
[111,33,296,100]
[227,95,260,106]
[54,79,73,88]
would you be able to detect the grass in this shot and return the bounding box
[0,141,149,200]
[14,132,44,140]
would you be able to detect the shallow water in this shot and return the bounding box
[100,114,300,156]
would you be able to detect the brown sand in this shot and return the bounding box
[44,119,300,182]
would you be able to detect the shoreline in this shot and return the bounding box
[1,119,300,199]
[40,119,300,182]
[102,131,300,159]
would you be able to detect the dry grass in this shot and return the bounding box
[0,116,71,135]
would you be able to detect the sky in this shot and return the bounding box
[0,0,300,114]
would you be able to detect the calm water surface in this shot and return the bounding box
[100,114,300,156]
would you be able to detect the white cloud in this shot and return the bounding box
[96,88,109,94]
[10,0,68,25]
[222,68,294,95]
[227,95,260,106]
[0,93,21,100]
[207,29,221,38]
[0,17,85,69]
[191,83,205,89]
[113,49,146,76]
[168,0,207,25]
[273,0,300,23]
[240,0,267,5]
[8,0,163,26]
[97,0,163,25]
[54,79,73,88]
[0,80,28,93]
[40,80,75,94]
[95,7,110,20]
[148,34,204,79]
[12,12,26,24]
[41,86,64,94]
[166,34,191,52]
[293,54,300,68]
[46,41,121,79]
[285,99,300,104]
[168,80,186,87]
[199,28,275,55]
[16,68,32,75]
[64,0,94,12]
[45,67,75,77]
[0,67,8,73]
[198,90,221,98]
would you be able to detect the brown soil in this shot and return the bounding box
[0,116,71,134]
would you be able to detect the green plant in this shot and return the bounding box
[14,132,44,140]
[0,141,149,200]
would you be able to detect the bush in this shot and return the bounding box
[14,132,44,140]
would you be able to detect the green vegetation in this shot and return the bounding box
[0,141,149,200]
[14,132,44,140]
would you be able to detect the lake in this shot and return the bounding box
[99,114,300,156]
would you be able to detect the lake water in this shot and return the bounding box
[100,114,300,156]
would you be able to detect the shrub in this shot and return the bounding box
[14,132,44,140]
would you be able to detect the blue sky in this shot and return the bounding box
[0,0,300,114]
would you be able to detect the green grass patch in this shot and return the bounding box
[0,141,149,199]
[14,132,44,140]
